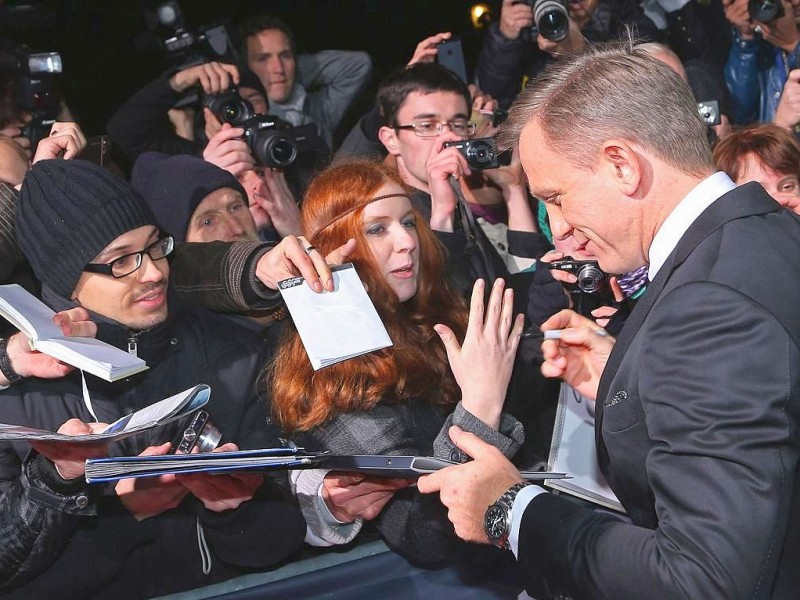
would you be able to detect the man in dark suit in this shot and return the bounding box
[418,42,800,599]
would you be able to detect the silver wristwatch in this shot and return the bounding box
[484,481,531,550]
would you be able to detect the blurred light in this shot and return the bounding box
[471,3,492,29]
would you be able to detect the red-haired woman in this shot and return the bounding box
[269,160,526,565]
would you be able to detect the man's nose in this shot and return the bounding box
[546,204,573,240]
[136,253,166,283]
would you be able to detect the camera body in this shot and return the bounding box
[242,114,299,168]
[443,137,503,170]
[1,48,63,149]
[697,100,720,127]
[748,0,784,23]
[547,256,615,317]
[548,257,608,295]
[175,410,221,454]
[517,0,570,42]
[203,89,255,126]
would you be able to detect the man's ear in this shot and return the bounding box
[598,140,641,197]
[378,126,401,156]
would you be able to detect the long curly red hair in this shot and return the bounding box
[269,161,468,432]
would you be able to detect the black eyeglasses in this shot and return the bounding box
[83,236,174,278]
[394,119,477,137]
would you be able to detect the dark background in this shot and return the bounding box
[2,0,498,137]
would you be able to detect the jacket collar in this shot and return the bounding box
[41,284,177,367]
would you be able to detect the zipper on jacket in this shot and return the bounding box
[127,332,139,356]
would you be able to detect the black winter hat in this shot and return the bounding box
[131,152,248,243]
[16,159,156,298]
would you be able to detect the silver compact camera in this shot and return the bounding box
[176,410,222,454]
[697,100,720,127]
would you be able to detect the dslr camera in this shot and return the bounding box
[515,0,570,42]
[203,89,297,168]
[443,137,505,170]
[1,48,63,149]
[203,88,255,127]
[748,0,784,22]
[242,114,298,168]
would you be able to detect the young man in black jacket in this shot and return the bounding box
[0,159,308,598]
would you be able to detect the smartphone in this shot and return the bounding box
[436,37,468,83]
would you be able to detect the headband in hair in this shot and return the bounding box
[309,193,411,241]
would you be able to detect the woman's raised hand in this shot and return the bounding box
[435,278,525,429]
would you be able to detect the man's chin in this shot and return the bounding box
[124,308,169,331]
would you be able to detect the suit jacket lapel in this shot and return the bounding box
[594,183,780,467]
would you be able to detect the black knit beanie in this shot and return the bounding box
[16,159,156,298]
[130,152,248,243]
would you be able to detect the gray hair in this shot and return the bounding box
[497,41,713,177]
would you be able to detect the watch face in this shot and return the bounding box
[484,504,508,540]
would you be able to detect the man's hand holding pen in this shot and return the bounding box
[537,309,615,400]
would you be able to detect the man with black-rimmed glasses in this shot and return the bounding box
[0,159,307,597]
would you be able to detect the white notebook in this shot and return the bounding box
[0,284,148,382]
[278,263,393,370]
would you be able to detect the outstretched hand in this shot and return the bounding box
[435,278,525,429]
[417,425,523,544]
[254,235,357,293]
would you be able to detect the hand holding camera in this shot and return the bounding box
[545,254,616,318]
[32,121,87,163]
[500,0,535,40]
[169,61,239,95]
[203,124,255,177]
[425,131,473,231]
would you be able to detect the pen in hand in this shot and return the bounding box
[521,328,611,340]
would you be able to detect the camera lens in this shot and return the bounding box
[576,264,606,294]
[222,101,241,123]
[534,0,569,42]
[466,140,496,168]
[748,0,782,22]
[254,131,298,168]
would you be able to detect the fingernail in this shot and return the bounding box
[313,281,322,292]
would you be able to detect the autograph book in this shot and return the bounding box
[85,449,570,483]
[0,284,148,382]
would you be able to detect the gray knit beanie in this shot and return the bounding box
[16,160,156,298]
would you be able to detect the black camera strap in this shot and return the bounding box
[448,175,500,285]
